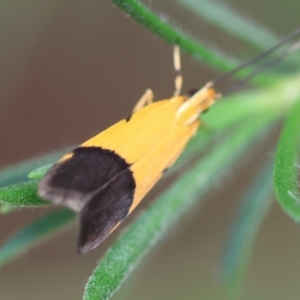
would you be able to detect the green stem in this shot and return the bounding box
[112,0,238,72]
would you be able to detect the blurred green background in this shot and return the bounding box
[0,0,300,299]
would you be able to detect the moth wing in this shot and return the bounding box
[39,97,185,208]
[80,97,186,164]
[38,147,131,211]
[38,96,195,253]
[78,119,199,253]
[78,167,135,253]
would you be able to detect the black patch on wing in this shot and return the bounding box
[48,147,130,193]
[77,168,135,253]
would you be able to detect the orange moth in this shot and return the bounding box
[38,28,300,253]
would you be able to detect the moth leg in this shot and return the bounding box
[173,45,183,96]
[132,89,154,113]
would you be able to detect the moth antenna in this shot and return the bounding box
[223,40,300,96]
[212,27,300,88]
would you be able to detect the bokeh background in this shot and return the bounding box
[0,0,300,299]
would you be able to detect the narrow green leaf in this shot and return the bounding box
[0,148,71,188]
[0,181,47,207]
[112,0,238,72]
[175,0,279,49]
[83,116,274,300]
[28,163,52,180]
[222,159,274,297]
[274,97,300,220]
[0,209,75,266]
